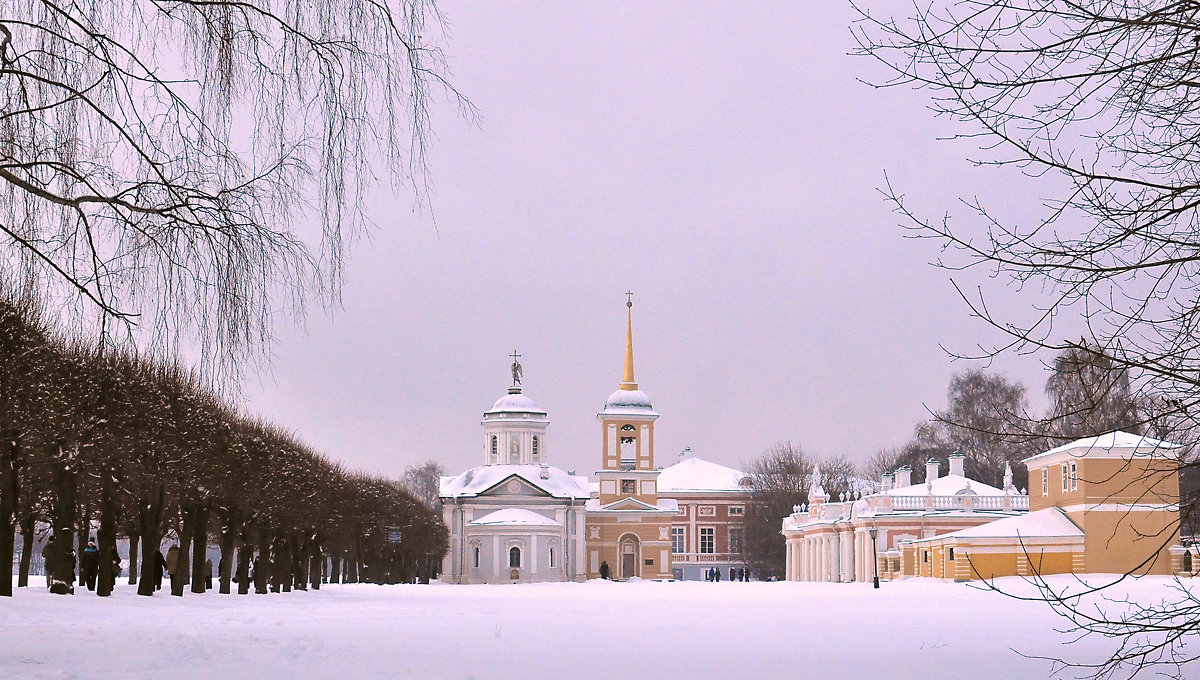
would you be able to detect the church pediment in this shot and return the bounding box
[598,497,659,512]
[477,474,552,498]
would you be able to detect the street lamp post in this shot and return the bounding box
[868,527,880,589]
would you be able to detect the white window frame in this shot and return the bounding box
[1069,461,1078,491]
[671,527,685,554]
[1042,469,1048,496]
[699,527,715,554]
[728,506,745,516]
[1062,464,1069,493]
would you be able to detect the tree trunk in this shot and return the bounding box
[330,554,341,584]
[96,469,118,597]
[17,514,33,587]
[310,545,321,590]
[0,429,19,597]
[235,524,251,595]
[280,536,292,593]
[255,525,269,594]
[218,508,238,595]
[76,500,91,586]
[50,453,76,594]
[128,533,139,585]
[294,533,308,591]
[137,485,164,596]
[191,504,208,594]
[172,505,195,597]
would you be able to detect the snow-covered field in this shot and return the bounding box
[3,576,1196,679]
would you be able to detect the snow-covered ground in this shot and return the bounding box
[3,576,1196,679]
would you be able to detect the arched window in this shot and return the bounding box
[509,546,521,569]
[1185,551,1193,573]
[473,546,480,569]
[532,436,539,458]
[549,546,556,569]
[491,436,498,458]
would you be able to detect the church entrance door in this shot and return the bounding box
[619,535,639,579]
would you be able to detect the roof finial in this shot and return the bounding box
[510,349,523,393]
[620,291,638,391]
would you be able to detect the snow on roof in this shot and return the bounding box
[485,389,547,415]
[888,474,1005,497]
[657,457,750,493]
[440,465,591,499]
[1023,431,1181,464]
[585,497,679,513]
[913,508,1083,542]
[467,508,560,527]
[601,389,658,416]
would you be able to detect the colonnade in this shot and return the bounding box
[787,526,881,582]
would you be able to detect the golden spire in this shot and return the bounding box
[620,291,638,391]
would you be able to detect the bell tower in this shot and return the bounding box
[585,294,675,581]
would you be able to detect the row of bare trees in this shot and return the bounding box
[867,345,1144,493]
[0,296,446,598]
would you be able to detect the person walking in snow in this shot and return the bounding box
[204,558,213,590]
[41,536,57,589]
[599,560,611,580]
[154,549,167,590]
[82,540,100,591]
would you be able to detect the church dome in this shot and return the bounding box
[604,388,654,412]
[485,387,547,416]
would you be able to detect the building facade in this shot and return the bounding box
[656,455,753,580]
[912,432,1182,581]
[439,377,591,584]
[781,453,1028,583]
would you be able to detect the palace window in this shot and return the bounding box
[621,479,636,495]
[671,527,685,554]
[1069,462,1078,491]
[491,436,498,458]
[729,527,744,554]
[473,546,480,569]
[728,506,745,516]
[549,546,556,569]
[1061,464,1069,493]
[509,546,521,569]
[699,527,715,554]
[1042,469,1048,496]
[923,551,929,563]
[948,548,955,561]
[532,436,539,459]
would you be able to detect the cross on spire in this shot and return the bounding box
[626,290,634,308]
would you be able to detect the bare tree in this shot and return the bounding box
[741,441,812,579]
[1046,343,1143,439]
[936,369,1036,488]
[0,1,472,378]
[852,1,1200,675]
[401,460,444,512]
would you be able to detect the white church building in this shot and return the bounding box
[439,367,591,583]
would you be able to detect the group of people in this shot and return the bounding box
[704,566,749,582]
[41,536,122,594]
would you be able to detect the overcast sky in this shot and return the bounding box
[243,1,1062,480]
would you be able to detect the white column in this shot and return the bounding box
[530,534,538,575]
[493,534,501,581]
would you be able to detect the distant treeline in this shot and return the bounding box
[0,297,446,597]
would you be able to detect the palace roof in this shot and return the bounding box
[657,456,751,493]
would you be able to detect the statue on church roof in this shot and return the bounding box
[510,349,523,387]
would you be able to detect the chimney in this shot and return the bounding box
[948,452,965,477]
[894,465,912,488]
[881,472,894,493]
[925,458,940,482]
[539,464,550,480]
